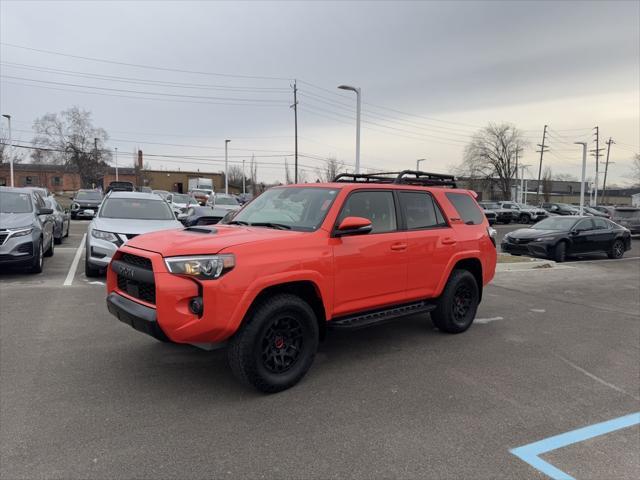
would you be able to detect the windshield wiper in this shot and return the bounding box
[250,222,291,230]
[227,220,249,225]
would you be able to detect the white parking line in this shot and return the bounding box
[475,316,503,324]
[63,233,86,286]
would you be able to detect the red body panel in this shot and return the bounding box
[107,183,497,344]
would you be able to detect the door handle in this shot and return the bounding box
[441,238,457,245]
[390,243,407,251]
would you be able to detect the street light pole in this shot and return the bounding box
[242,159,246,195]
[338,85,361,174]
[575,142,587,216]
[416,158,426,171]
[2,114,13,187]
[115,147,119,181]
[224,139,230,195]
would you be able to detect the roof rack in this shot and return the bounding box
[333,170,457,188]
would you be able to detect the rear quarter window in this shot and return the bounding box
[445,192,484,225]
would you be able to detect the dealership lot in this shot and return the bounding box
[1,221,638,479]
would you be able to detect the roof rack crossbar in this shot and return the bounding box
[333,170,457,188]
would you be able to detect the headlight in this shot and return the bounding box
[504,232,511,239]
[534,237,551,242]
[165,254,235,280]
[91,229,119,242]
[71,202,80,211]
[10,227,33,238]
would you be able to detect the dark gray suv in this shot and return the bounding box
[0,187,55,273]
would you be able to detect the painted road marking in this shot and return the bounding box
[475,316,503,324]
[531,308,546,313]
[63,233,86,287]
[556,355,639,400]
[510,412,640,480]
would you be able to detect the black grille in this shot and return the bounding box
[125,234,139,240]
[17,243,33,254]
[117,253,155,304]
[0,232,8,245]
[120,253,152,270]
[117,275,156,304]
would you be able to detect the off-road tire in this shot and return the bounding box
[520,214,531,224]
[44,235,55,257]
[607,239,625,259]
[554,241,567,263]
[29,240,44,274]
[85,253,101,277]
[431,269,479,334]
[227,294,319,393]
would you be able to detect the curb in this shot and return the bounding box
[496,258,556,271]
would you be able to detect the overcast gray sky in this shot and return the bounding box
[1,0,638,185]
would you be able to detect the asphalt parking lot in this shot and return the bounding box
[1,221,639,479]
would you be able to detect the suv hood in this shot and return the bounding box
[93,217,183,235]
[126,225,304,256]
[0,212,35,229]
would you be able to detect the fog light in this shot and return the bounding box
[189,296,203,315]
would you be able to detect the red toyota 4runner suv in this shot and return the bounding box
[106,171,497,392]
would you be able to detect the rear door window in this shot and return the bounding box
[445,193,484,225]
[592,218,610,230]
[398,192,447,230]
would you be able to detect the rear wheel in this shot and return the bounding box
[520,214,531,224]
[608,239,625,259]
[431,270,479,334]
[227,294,319,393]
[554,241,567,263]
[44,235,54,257]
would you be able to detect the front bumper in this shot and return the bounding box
[501,239,553,257]
[107,292,169,341]
[0,233,37,265]
[87,235,118,268]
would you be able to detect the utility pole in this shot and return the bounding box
[536,125,549,204]
[115,147,119,181]
[575,142,587,215]
[513,147,522,202]
[519,163,530,204]
[242,159,246,195]
[416,158,426,171]
[224,139,230,194]
[590,126,604,206]
[602,138,614,205]
[292,80,298,183]
[2,114,13,187]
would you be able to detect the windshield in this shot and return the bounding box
[76,191,102,201]
[614,209,640,219]
[481,203,500,209]
[533,217,579,230]
[100,198,175,220]
[0,191,33,213]
[228,187,339,231]
[215,196,238,205]
[172,194,191,204]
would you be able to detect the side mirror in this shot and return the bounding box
[38,208,53,215]
[335,216,372,237]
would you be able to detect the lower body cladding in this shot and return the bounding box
[105,247,243,347]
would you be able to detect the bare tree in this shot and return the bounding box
[460,123,528,200]
[284,158,292,184]
[0,130,25,165]
[316,157,345,182]
[30,106,111,187]
[297,168,308,184]
[227,165,244,186]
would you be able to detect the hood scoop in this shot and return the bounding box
[184,227,218,234]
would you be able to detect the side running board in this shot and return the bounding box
[328,301,436,330]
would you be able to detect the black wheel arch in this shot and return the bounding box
[244,281,327,340]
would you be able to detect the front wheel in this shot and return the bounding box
[227,294,319,393]
[29,240,44,274]
[85,254,101,277]
[431,270,479,334]
[554,241,567,263]
[520,214,531,224]
[608,239,625,259]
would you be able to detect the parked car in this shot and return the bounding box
[189,188,214,206]
[85,192,182,277]
[105,181,135,194]
[499,202,547,223]
[612,207,640,234]
[106,170,497,392]
[178,206,229,226]
[44,196,70,244]
[237,193,253,205]
[0,186,55,273]
[208,193,242,212]
[541,202,579,216]
[581,206,610,218]
[70,189,103,219]
[479,201,514,223]
[501,216,631,262]
[167,193,194,215]
[479,204,497,225]
[592,205,616,217]
[152,190,171,201]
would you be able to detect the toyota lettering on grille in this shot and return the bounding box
[118,265,135,279]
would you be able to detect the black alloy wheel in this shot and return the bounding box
[608,240,625,259]
[260,316,304,374]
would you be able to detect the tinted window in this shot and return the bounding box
[76,191,102,201]
[339,191,397,233]
[614,209,640,219]
[399,192,447,230]
[173,194,191,204]
[575,219,595,231]
[215,196,238,205]
[0,191,33,213]
[100,198,175,220]
[592,218,610,230]
[446,193,484,225]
